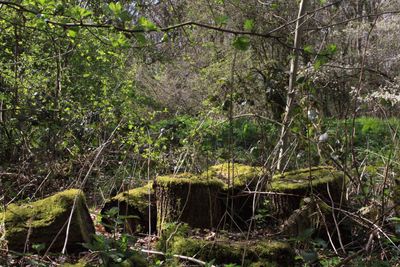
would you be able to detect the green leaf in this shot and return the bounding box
[135,33,147,45]
[296,76,306,84]
[161,33,168,42]
[298,228,315,240]
[110,33,128,47]
[314,59,323,70]
[105,207,119,217]
[109,2,122,15]
[54,3,65,14]
[327,43,337,53]
[389,217,400,222]
[32,243,46,253]
[67,29,77,38]
[314,54,329,70]
[301,250,318,263]
[243,19,254,31]
[243,123,249,135]
[232,36,250,51]
[303,44,313,54]
[215,15,229,25]
[138,17,158,31]
[70,6,92,19]
[119,10,131,21]
[36,0,46,6]
[270,3,279,9]
[312,238,328,249]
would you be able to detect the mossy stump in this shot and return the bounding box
[155,173,224,233]
[269,166,345,221]
[170,236,294,266]
[203,163,263,228]
[101,183,156,234]
[3,189,94,253]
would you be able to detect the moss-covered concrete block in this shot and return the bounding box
[4,189,94,253]
[101,182,156,234]
[202,163,264,229]
[202,163,262,190]
[155,173,224,232]
[269,166,345,220]
[170,237,294,266]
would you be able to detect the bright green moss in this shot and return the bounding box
[170,237,293,266]
[61,259,88,267]
[124,253,148,267]
[252,240,292,257]
[171,237,241,262]
[4,189,94,252]
[202,163,262,189]
[113,182,153,201]
[111,182,153,212]
[271,166,343,191]
[156,172,225,188]
[5,189,84,236]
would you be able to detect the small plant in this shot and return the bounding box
[86,208,147,266]
[320,256,340,267]
[101,206,139,234]
[156,222,190,253]
[32,243,45,254]
[83,234,147,266]
[254,199,273,228]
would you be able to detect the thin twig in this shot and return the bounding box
[61,121,122,254]
[140,248,216,267]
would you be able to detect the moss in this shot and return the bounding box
[122,252,148,267]
[170,237,293,266]
[4,189,94,252]
[249,261,278,267]
[252,240,292,257]
[101,183,156,234]
[200,164,264,229]
[111,182,154,213]
[155,173,223,230]
[156,172,225,188]
[5,189,82,234]
[61,259,88,267]
[156,222,190,252]
[265,166,346,222]
[171,237,242,263]
[271,166,343,191]
[202,163,262,189]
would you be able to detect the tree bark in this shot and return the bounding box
[277,0,309,171]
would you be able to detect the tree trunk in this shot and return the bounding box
[277,0,309,171]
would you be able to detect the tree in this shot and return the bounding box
[277,0,309,171]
